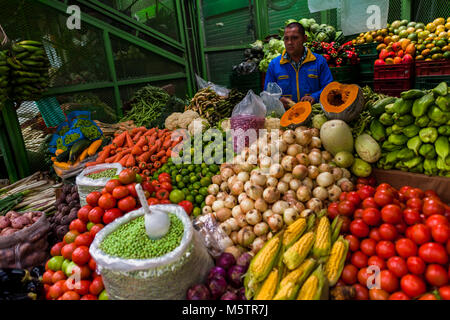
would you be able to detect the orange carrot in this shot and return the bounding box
[125,132,134,148]
[105,154,117,163]
[137,151,151,163]
[160,156,168,164]
[131,126,146,136]
[112,131,126,147]
[135,136,148,149]
[126,155,136,167]
[166,148,172,157]
[132,130,143,142]
[119,154,130,166]
[143,128,156,137]
[131,145,143,156]
[148,145,158,155]
[155,150,166,158]
[96,145,112,163]
[142,145,149,152]
[148,134,157,145]
[155,140,162,151]
[162,139,172,150]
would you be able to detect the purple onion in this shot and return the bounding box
[227,265,247,288]
[236,252,253,270]
[220,291,238,300]
[186,284,211,300]
[216,252,236,270]
[237,287,247,300]
[208,266,227,281]
[207,276,228,299]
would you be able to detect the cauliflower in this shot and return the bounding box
[220,118,231,132]
[188,118,209,136]
[264,117,280,131]
[178,110,200,129]
[165,112,183,130]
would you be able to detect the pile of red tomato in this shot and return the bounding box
[328,177,450,300]
[42,169,175,300]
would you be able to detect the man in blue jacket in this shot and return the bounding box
[264,22,333,109]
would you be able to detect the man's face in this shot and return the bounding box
[284,27,305,57]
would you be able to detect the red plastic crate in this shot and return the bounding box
[374,79,412,97]
[415,59,450,77]
[374,63,413,80]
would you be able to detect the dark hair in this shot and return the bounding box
[284,22,306,35]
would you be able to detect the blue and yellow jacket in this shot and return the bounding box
[264,48,333,103]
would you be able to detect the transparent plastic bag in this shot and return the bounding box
[195,74,230,97]
[260,82,285,118]
[89,204,213,300]
[308,0,339,13]
[76,163,123,206]
[340,0,388,36]
[192,213,233,258]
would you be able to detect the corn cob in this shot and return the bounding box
[324,236,349,286]
[312,216,331,259]
[273,258,316,300]
[245,231,283,299]
[282,217,307,248]
[331,215,343,244]
[254,269,279,300]
[296,265,326,300]
[283,231,315,270]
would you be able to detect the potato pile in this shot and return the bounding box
[0,211,43,236]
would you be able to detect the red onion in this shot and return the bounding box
[208,266,227,281]
[231,115,265,153]
[237,287,247,300]
[216,252,236,270]
[227,265,247,288]
[236,252,253,270]
[207,277,228,299]
[186,284,211,300]
[220,291,239,300]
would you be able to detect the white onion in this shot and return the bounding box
[302,177,314,190]
[306,198,323,212]
[316,172,335,187]
[216,192,227,200]
[221,167,234,180]
[254,198,268,212]
[266,176,278,187]
[230,180,244,195]
[253,222,269,237]
[212,200,225,211]
[216,208,232,222]
[281,156,297,172]
[327,184,342,202]
[282,130,296,144]
[237,226,256,247]
[307,165,319,179]
[296,153,310,166]
[224,195,237,208]
[237,171,250,182]
[247,184,263,200]
[219,222,232,236]
[269,163,284,178]
[292,164,308,180]
[313,186,329,201]
[230,231,239,244]
[220,181,230,193]
[263,187,280,203]
[260,156,272,169]
[272,200,289,215]
[205,195,216,206]
[289,179,302,191]
[211,175,222,185]
[287,144,303,157]
[232,205,243,218]
[240,198,254,213]
[251,237,266,254]
[296,186,312,202]
[208,184,219,195]
[250,172,267,186]
[202,206,212,215]
[277,181,289,194]
[226,217,239,231]
[246,209,262,225]
[235,214,248,228]
[342,168,352,179]
[310,136,322,148]
[308,151,322,166]
[267,213,283,232]
[318,163,331,173]
[283,208,299,225]
[296,129,312,146]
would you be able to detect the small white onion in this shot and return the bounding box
[240,198,255,213]
[246,209,262,225]
[283,208,299,225]
[262,209,274,223]
[237,171,250,182]
[212,200,225,211]
[207,184,220,195]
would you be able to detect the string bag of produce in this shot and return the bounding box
[193,213,234,258]
[75,163,123,206]
[195,74,230,98]
[89,204,214,300]
[260,82,285,118]
[231,90,267,153]
[0,211,50,269]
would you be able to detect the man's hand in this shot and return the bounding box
[301,95,315,104]
[280,97,295,109]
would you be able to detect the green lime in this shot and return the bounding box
[201,168,209,176]
[181,169,188,176]
[201,163,207,169]
[195,166,202,173]
[209,164,219,173]
[175,175,182,183]
[177,181,185,189]
[201,201,206,209]
[188,164,195,172]
[169,189,185,203]
[182,188,190,195]
[206,172,214,179]
[99,290,109,300]
[195,194,204,204]
[48,256,64,271]
[191,189,199,195]
[176,164,182,169]
[186,195,195,203]
[200,177,211,187]
[135,174,143,184]
[190,176,198,183]
[193,182,201,190]
[193,207,201,216]
[183,176,191,184]
[171,169,178,176]
[199,187,209,196]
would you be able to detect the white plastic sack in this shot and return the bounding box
[340,0,388,36]
[232,90,267,118]
[260,82,285,118]
[195,74,230,97]
[89,204,213,300]
[308,0,339,13]
[76,163,123,206]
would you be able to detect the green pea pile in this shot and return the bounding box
[86,168,117,179]
[100,214,184,259]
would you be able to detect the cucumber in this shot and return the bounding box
[368,97,396,117]
[17,40,43,47]
[400,89,425,100]
[69,139,91,162]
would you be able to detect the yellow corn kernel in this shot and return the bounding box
[254,269,279,300]
[324,236,349,286]
[297,275,319,300]
[280,258,316,288]
[248,232,283,283]
[273,281,298,300]
[283,217,307,247]
[312,216,331,258]
[283,232,315,270]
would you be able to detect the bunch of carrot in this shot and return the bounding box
[85,127,183,176]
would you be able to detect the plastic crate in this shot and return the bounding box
[330,65,356,84]
[359,54,378,74]
[415,59,450,77]
[414,75,450,90]
[374,63,414,80]
[374,78,412,97]
[355,43,379,56]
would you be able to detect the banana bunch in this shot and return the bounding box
[8,40,50,102]
[0,50,8,104]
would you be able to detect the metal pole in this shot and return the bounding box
[195,0,208,79]
[401,0,412,21]
[103,31,123,118]
[0,115,19,183]
[175,0,194,97]
[254,0,269,39]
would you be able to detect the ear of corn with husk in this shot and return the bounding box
[312,216,331,259]
[273,258,317,300]
[324,236,349,286]
[283,217,307,248]
[297,265,326,300]
[254,269,279,300]
[283,231,315,270]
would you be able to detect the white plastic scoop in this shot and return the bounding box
[135,183,170,240]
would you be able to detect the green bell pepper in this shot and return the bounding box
[385,150,400,164]
[427,105,448,125]
[397,148,415,161]
[435,95,450,112]
[412,92,435,118]
[403,157,422,169]
[407,136,422,156]
[392,98,413,115]
[423,159,438,176]
[401,89,425,100]
[385,103,396,114]
[379,113,394,126]
[432,82,448,97]
[382,140,402,151]
[410,163,424,174]
[419,144,437,159]
[391,124,404,134]
[419,127,438,143]
[438,125,450,136]
[386,126,393,136]
[435,136,449,160]
[415,115,430,128]
[388,133,409,146]
[403,124,421,138]
[395,114,415,127]
[369,119,386,142]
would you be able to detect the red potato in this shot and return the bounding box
[0,216,11,229]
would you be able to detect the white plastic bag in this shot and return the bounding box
[76,163,123,206]
[195,74,230,97]
[260,82,285,118]
[193,213,233,258]
[89,204,213,300]
[340,0,388,36]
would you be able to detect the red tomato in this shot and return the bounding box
[339,192,348,202]
[69,219,87,233]
[357,185,375,200]
[42,270,54,285]
[118,169,136,185]
[380,269,399,293]
[424,190,438,198]
[118,196,137,212]
[346,191,361,206]
[341,264,358,285]
[344,235,360,252]
[357,267,370,286]
[395,238,417,258]
[159,199,171,204]
[447,240,450,255]
[395,222,407,235]
[439,286,450,300]
[89,224,104,238]
[376,241,396,259]
[419,293,438,300]
[418,242,448,265]
[340,216,351,233]
[426,214,449,229]
[160,182,172,192]
[147,198,159,206]
[386,256,408,278]
[72,246,91,266]
[376,183,392,192]
[374,189,394,207]
[353,283,369,300]
[80,294,98,300]
[98,193,117,210]
[50,242,65,257]
[77,205,92,223]
[405,188,424,200]
[368,256,386,270]
[70,265,91,280]
[105,179,122,194]
[88,258,97,272]
[327,203,340,219]
[103,208,123,224]
[112,186,129,199]
[88,207,104,224]
[379,223,398,241]
[388,291,410,300]
[369,288,389,300]
[48,283,64,299]
[401,274,426,298]
[141,181,155,194]
[63,230,79,244]
[51,270,66,284]
[360,239,377,256]
[408,224,431,245]
[381,204,402,224]
[158,173,171,183]
[73,280,91,296]
[406,198,422,211]
[86,191,102,207]
[432,224,450,243]
[350,219,370,238]
[354,208,364,220]
[362,197,378,209]
[351,251,368,269]
[89,277,104,295]
[369,228,382,242]
[178,200,194,215]
[425,264,448,287]
[423,198,445,216]
[338,200,356,217]
[127,183,138,198]
[362,208,381,226]
[61,243,77,260]
[403,208,421,226]
[406,256,426,275]
[74,233,93,247]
